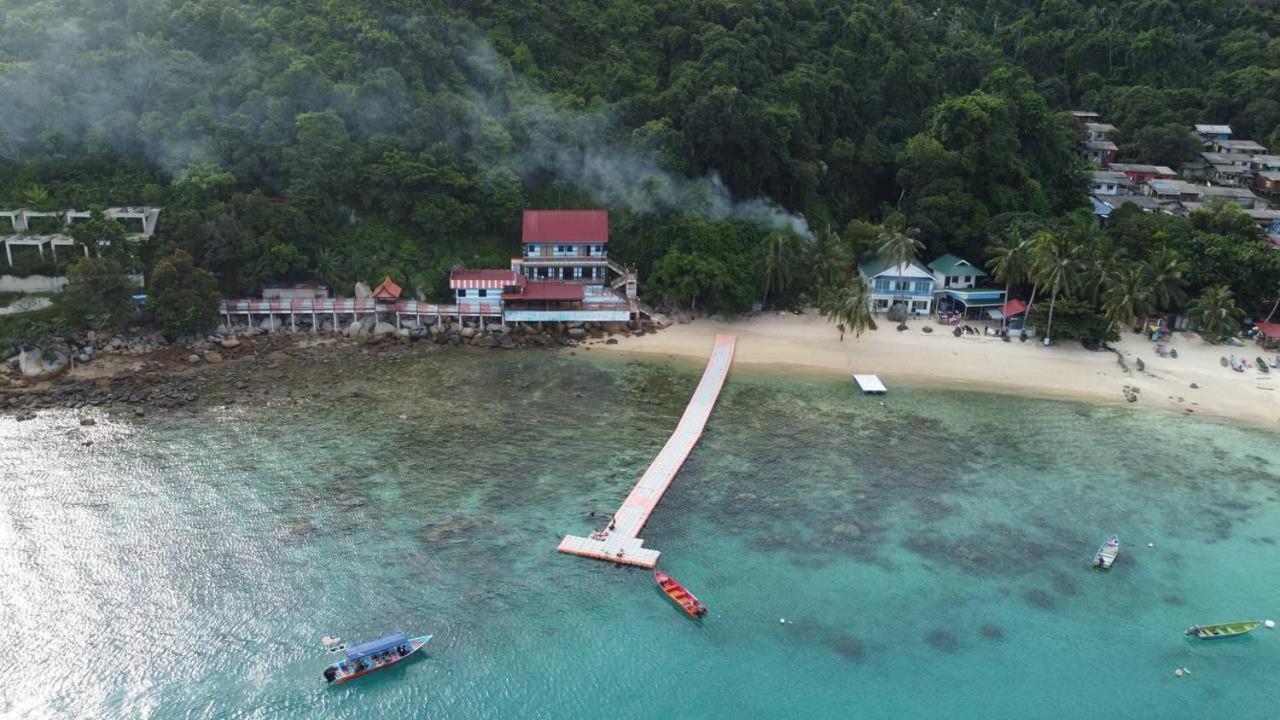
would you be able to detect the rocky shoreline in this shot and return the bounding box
[1,316,663,420]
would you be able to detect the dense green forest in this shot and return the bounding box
[0,0,1278,328]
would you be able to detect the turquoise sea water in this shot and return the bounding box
[2,349,1279,719]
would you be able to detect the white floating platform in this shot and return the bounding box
[853,374,887,394]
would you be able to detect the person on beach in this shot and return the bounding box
[837,323,846,341]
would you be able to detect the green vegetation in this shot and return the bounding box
[60,256,137,332]
[149,250,222,338]
[0,0,1277,325]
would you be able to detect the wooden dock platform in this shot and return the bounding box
[558,334,736,568]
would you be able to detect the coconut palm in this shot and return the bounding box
[1146,248,1190,311]
[987,233,1033,332]
[1101,263,1153,339]
[1033,231,1083,344]
[876,223,924,275]
[820,277,877,340]
[758,231,799,308]
[1187,285,1244,342]
[1080,244,1123,306]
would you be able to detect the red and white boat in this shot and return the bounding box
[654,570,707,618]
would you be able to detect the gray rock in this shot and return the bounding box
[568,328,587,339]
[396,328,411,339]
[460,327,477,339]
[220,337,241,349]
[204,350,223,363]
[354,281,372,298]
[188,354,201,364]
[372,321,397,338]
[474,336,498,348]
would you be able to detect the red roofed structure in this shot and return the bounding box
[503,282,584,302]
[372,275,402,299]
[1256,321,1280,349]
[996,299,1028,318]
[521,210,609,244]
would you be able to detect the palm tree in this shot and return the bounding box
[1020,230,1055,335]
[987,234,1033,332]
[1187,285,1244,343]
[1080,244,1123,307]
[1101,263,1153,339]
[876,223,924,275]
[820,278,877,340]
[1033,231,1083,345]
[1145,248,1189,311]
[758,231,798,309]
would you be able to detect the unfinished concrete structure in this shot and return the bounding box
[0,207,162,266]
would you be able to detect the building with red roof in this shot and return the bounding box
[1255,321,1280,350]
[447,209,637,323]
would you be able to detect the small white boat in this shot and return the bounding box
[1093,534,1119,569]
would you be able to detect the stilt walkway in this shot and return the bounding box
[558,334,736,568]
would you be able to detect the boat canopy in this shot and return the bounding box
[346,633,407,661]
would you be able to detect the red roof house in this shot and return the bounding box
[1256,321,1280,349]
[521,210,609,244]
[372,275,402,299]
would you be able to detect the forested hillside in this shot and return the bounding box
[1,0,1278,317]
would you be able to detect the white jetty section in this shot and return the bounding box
[558,334,736,568]
[853,374,887,394]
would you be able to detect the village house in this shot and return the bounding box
[1107,163,1178,185]
[859,252,935,316]
[1199,151,1253,186]
[1090,170,1132,196]
[1082,140,1119,166]
[1195,124,1233,145]
[928,254,1005,319]
[1255,171,1280,199]
[1247,155,1280,174]
[1071,111,1102,125]
[1214,139,1269,156]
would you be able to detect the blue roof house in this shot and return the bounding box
[859,252,935,316]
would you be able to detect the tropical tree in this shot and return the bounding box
[1080,243,1124,306]
[819,278,877,340]
[1033,231,1083,344]
[1187,285,1243,342]
[987,233,1033,332]
[757,231,800,308]
[876,222,924,274]
[1145,247,1190,311]
[149,250,222,337]
[1101,263,1153,338]
[60,256,137,331]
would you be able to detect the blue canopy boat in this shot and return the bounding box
[322,632,432,685]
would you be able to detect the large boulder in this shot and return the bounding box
[19,344,65,378]
[220,336,241,349]
[372,321,398,338]
[568,327,587,340]
[354,282,372,298]
[460,326,477,339]
[204,350,223,363]
[474,335,498,348]
[344,320,363,338]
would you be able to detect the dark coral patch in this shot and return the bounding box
[925,628,960,653]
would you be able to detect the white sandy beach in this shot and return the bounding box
[592,312,1280,430]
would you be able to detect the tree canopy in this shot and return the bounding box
[0,1,1278,317]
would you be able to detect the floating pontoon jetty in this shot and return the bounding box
[853,374,887,394]
[558,334,736,568]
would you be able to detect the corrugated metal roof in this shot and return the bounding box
[522,210,609,244]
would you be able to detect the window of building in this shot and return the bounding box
[573,267,583,279]
[875,299,890,309]
[457,289,467,298]
[526,244,539,256]
[478,289,487,298]
[913,300,929,312]
[874,278,890,292]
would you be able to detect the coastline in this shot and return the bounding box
[586,312,1280,431]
